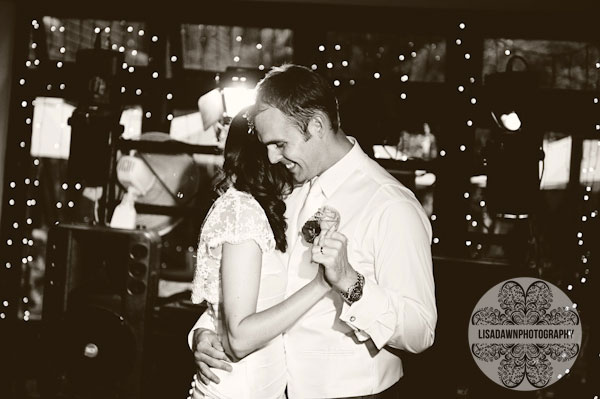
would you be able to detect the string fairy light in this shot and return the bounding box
[564,59,600,295]
[2,23,597,394]
[451,21,480,249]
[0,17,157,322]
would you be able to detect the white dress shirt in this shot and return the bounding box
[190,137,437,398]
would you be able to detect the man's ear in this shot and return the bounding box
[307,113,326,138]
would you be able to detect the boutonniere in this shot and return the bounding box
[301,206,341,243]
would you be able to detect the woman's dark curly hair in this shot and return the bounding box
[215,106,293,252]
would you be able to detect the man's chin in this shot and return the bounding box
[289,166,312,184]
[292,177,303,185]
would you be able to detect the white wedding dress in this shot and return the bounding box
[190,187,287,399]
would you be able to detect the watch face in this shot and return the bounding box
[343,273,364,303]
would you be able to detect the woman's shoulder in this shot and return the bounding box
[209,186,267,223]
[217,186,260,209]
[203,186,275,252]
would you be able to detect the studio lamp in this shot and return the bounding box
[491,110,522,132]
[486,56,536,131]
[483,55,544,217]
[220,66,263,117]
[197,67,264,134]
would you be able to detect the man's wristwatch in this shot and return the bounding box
[340,272,365,305]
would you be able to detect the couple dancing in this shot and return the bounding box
[189,64,437,399]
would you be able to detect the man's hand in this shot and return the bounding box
[311,228,358,293]
[192,328,232,385]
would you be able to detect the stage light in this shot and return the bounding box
[198,66,264,124]
[491,110,522,132]
[483,55,543,216]
[222,87,255,117]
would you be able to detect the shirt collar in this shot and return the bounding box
[316,137,364,199]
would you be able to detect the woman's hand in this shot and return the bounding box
[313,261,331,290]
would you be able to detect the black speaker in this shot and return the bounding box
[41,224,161,399]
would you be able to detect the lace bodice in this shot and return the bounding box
[190,187,288,399]
[191,187,276,305]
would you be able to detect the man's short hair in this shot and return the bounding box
[255,64,340,137]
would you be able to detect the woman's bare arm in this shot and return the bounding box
[221,239,330,360]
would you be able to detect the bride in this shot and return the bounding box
[189,106,331,399]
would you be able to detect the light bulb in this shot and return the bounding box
[499,111,521,131]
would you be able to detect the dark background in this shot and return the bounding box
[0,0,598,398]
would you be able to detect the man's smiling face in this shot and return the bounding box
[254,106,323,184]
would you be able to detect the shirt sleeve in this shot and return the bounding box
[339,199,437,353]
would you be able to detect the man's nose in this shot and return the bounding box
[267,147,282,164]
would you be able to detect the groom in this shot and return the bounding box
[190,64,437,398]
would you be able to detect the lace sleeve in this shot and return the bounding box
[206,190,275,254]
[191,189,275,304]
